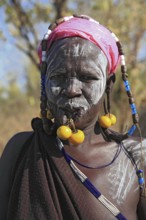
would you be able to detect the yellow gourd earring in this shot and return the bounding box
[57,119,85,145]
[99,113,117,128]
[99,75,117,129]
[57,125,72,140]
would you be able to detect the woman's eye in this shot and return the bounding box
[79,75,98,82]
[50,75,65,80]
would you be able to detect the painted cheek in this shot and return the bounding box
[86,81,105,105]
[45,78,62,99]
[51,86,62,96]
[98,78,106,99]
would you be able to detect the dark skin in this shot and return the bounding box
[45,37,146,219]
[0,37,145,219]
[46,37,107,129]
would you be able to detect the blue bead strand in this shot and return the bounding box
[130,103,137,115]
[124,80,130,91]
[127,125,136,136]
[137,170,145,185]
[123,79,138,136]
[123,80,138,115]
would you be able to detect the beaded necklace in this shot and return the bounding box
[56,137,127,220]
[62,142,121,169]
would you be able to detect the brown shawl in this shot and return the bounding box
[7,118,104,220]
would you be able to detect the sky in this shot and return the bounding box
[0,1,49,89]
[0,7,27,88]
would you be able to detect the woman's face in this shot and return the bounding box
[45,37,108,130]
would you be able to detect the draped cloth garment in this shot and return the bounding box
[7,118,108,220]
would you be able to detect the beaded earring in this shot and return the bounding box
[114,37,139,136]
[100,30,145,195]
[97,30,139,136]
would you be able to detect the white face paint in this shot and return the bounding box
[51,87,62,96]
[64,44,86,57]
[107,139,146,205]
[45,37,108,129]
[108,156,137,205]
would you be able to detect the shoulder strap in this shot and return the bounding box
[58,138,127,220]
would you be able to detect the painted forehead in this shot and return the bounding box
[46,37,108,68]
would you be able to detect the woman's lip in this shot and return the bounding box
[60,107,81,113]
[59,107,83,120]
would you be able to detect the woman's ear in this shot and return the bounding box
[106,74,116,89]
[104,74,116,114]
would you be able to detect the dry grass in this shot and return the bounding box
[0,105,39,156]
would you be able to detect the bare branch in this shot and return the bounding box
[53,0,68,19]
[15,43,39,70]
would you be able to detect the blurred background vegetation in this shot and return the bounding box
[0,0,146,155]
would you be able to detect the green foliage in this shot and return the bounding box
[24,62,40,99]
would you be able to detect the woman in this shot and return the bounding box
[0,14,145,220]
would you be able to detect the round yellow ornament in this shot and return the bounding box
[99,115,112,128]
[57,125,72,140]
[69,130,85,145]
[105,113,116,125]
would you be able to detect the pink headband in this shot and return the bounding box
[39,16,120,74]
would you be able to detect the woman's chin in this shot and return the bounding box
[55,109,93,130]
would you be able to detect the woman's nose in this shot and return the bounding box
[64,78,82,98]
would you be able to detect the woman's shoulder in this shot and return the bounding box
[0,131,34,175]
[122,136,146,167]
[122,136,146,151]
[1,131,33,159]
[0,131,34,220]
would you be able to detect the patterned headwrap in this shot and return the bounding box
[38,16,120,75]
